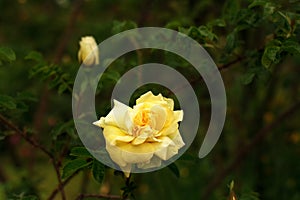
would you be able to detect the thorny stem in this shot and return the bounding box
[0,113,66,199]
[47,170,79,200]
[0,114,52,158]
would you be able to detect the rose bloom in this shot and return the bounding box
[78,36,99,65]
[93,91,185,174]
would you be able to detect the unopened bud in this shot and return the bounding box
[78,36,99,66]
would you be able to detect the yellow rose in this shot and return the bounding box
[78,36,99,65]
[93,91,185,174]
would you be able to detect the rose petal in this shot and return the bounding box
[137,155,162,169]
[131,126,153,145]
[153,136,178,160]
[173,110,184,122]
[105,144,127,167]
[107,144,132,173]
[131,135,148,145]
[78,36,99,65]
[159,122,179,136]
[92,117,105,127]
[119,143,155,163]
[170,130,185,149]
[159,110,183,136]
[103,126,134,145]
[95,100,133,131]
[150,105,167,131]
[136,91,174,110]
[163,97,174,110]
[136,91,163,104]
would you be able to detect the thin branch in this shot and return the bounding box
[201,101,300,199]
[217,56,246,71]
[0,114,53,158]
[75,194,122,200]
[52,160,66,200]
[47,169,79,200]
[0,113,67,199]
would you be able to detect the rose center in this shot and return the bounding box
[132,110,157,138]
[133,110,150,126]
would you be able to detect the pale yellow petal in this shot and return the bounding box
[101,100,133,131]
[103,126,134,145]
[107,145,132,173]
[137,155,162,169]
[163,96,174,110]
[170,130,185,149]
[173,110,184,122]
[131,136,147,145]
[131,126,154,145]
[136,92,174,110]
[105,144,127,167]
[153,137,177,160]
[159,122,179,136]
[92,117,105,128]
[136,91,162,104]
[78,36,99,65]
[119,143,155,163]
[150,105,167,131]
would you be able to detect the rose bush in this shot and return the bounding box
[93,91,185,174]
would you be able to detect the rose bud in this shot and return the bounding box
[78,36,99,66]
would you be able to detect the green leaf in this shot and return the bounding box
[51,120,76,140]
[62,158,92,179]
[248,0,269,8]
[0,94,17,110]
[208,19,226,28]
[92,159,105,184]
[167,163,180,178]
[58,83,68,94]
[225,32,236,52]
[242,73,256,85]
[165,21,183,29]
[187,26,201,40]
[178,27,189,35]
[261,45,281,68]
[113,170,125,178]
[278,11,292,29]
[198,25,217,41]
[17,92,38,102]
[0,47,16,64]
[282,40,300,55]
[0,135,5,140]
[70,147,92,157]
[25,51,43,62]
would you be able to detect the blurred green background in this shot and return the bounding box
[0,0,300,199]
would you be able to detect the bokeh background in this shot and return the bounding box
[0,0,300,199]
